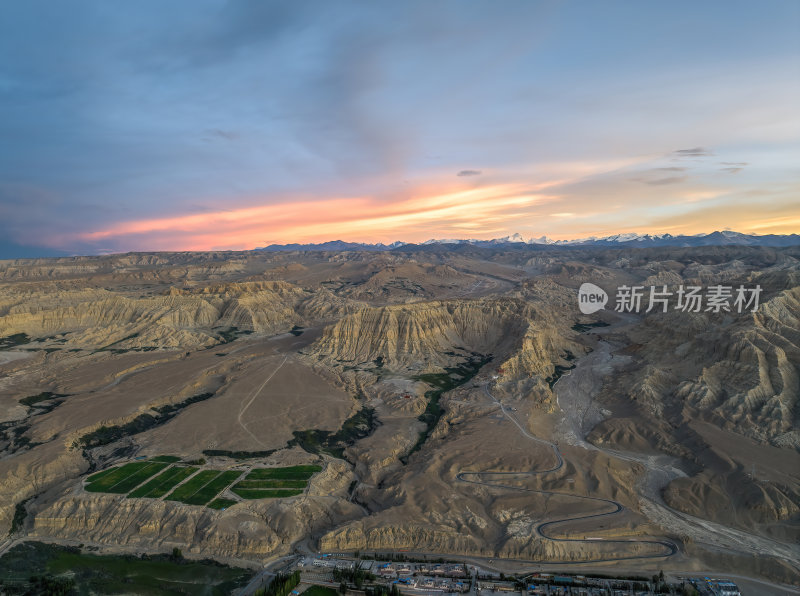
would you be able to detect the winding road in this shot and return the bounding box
[456,384,677,564]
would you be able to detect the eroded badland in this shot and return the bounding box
[0,246,797,585]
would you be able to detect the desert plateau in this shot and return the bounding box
[0,244,797,591]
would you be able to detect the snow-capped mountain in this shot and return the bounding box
[492,233,527,244]
[257,231,800,252]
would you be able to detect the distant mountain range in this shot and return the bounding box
[257,231,800,252]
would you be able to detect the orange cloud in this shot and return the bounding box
[79,182,560,251]
[70,154,799,252]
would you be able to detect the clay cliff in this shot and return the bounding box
[0,280,357,350]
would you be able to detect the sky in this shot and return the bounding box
[1,1,798,257]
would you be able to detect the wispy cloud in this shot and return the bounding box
[673,147,713,157]
[645,176,687,185]
[77,182,557,251]
[204,128,239,141]
[457,170,482,177]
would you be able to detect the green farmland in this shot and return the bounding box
[86,467,117,483]
[243,465,321,480]
[230,465,320,499]
[183,470,242,506]
[128,466,198,498]
[231,487,304,499]
[208,497,238,510]
[164,470,220,502]
[234,479,307,489]
[84,461,169,493]
[166,470,242,506]
[83,459,321,507]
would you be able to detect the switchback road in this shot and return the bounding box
[456,384,677,564]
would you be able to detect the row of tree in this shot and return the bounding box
[255,571,302,596]
[332,567,376,588]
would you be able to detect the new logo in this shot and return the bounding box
[578,283,608,314]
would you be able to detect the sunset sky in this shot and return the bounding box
[1,1,798,257]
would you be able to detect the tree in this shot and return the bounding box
[27,575,76,596]
[171,547,183,561]
[339,582,348,595]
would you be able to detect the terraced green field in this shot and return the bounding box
[85,461,169,493]
[86,467,117,483]
[165,470,220,502]
[83,460,318,507]
[229,465,319,500]
[234,479,307,489]
[208,497,238,510]
[128,466,198,498]
[166,470,242,506]
[231,488,304,499]
[184,470,242,505]
[244,465,321,480]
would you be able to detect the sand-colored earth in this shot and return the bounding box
[0,246,797,586]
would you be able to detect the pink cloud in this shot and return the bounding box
[77,182,558,251]
[54,154,800,252]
